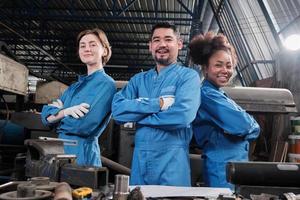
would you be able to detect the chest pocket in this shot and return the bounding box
[70,92,94,106]
[160,85,176,96]
[83,94,95,106]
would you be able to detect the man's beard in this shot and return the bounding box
[154,56,171,66]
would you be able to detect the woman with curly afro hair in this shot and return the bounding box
[189,32,260,189]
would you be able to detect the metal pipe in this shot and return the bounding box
[227,161,300,187]
[38,136,78,146]
[101,156,131,175]
[0,182,15,190]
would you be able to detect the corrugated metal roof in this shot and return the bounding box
[1,0,298,86]
[0,0,198,84]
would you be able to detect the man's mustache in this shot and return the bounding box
[155,47,169,53]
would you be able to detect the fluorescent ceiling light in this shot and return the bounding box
[283,34,300,51]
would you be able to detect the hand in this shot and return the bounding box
[63,103,90,119]
[48,99,63,109]
[160,95,175,111]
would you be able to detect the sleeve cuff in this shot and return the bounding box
[150,98,161,112]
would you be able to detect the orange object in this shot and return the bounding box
[288,135,300,154]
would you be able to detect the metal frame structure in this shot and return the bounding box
[1,0,298,86]
[0,0,205,83]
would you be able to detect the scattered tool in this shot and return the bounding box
[72,187,93,200]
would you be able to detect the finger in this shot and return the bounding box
[57,99,63,107]
[74,109,85,118]
[48,102,59,107]
[71,112,79,119]
[80,103,90,108]
[79,106,89,114]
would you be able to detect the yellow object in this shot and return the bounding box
[72,187,93,199]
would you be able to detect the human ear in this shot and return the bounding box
[177,38,183,50]
[103,48,108,56]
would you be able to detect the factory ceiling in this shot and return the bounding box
[0,0,209,84]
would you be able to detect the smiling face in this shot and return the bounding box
[78,33,106,68]
[149,28,183,69]
[205,50,234,87]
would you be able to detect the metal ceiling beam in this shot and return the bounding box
[277,14,300,35]
[0,15,193,23]
[0,0,196,82]
[1,27,188,35]
[2,38,190,49]
[0,18,192,26]
[185,0,205,65]
[1,37,149,44]
[13,51,186,60]
[0,21,77,74]
[0,7,190,15]
[7,42,151,50]
[257,0,283,49]
[155,0,159,19]
[177,0,194,16]
[208,0,225,33]
[190,0,205,39]
[26,62,153,70]
[22,57,156,64]
[116,0,137,16]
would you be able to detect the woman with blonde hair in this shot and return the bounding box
[41,28,116,167]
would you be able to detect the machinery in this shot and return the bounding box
[25,138,109,189]
[222,86,297,113]
[0,77,299,199]
[227,161,300,198]
[0,52,28,96]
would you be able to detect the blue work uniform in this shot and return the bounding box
[112,63,201,186]
[193,79,260,189]
[41,69,116,167]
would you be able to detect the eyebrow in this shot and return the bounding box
[152,36,160,40]
[152,35,174,40]
[216,60,231,64]
[79,40,97,45]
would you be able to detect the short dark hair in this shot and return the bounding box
[150,22,180,40]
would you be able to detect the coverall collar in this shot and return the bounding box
[203,79,226,94]
[78,69,104,82]
[154,62,177,76]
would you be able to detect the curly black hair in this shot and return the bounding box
[189,32,237,67]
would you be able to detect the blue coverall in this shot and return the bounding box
[41,70,116,167]
[112,63,201,186]
[193,79,260,189]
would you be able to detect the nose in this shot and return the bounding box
[158,40,167,47]
[83,46,91,52]
[220,65,229,73]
